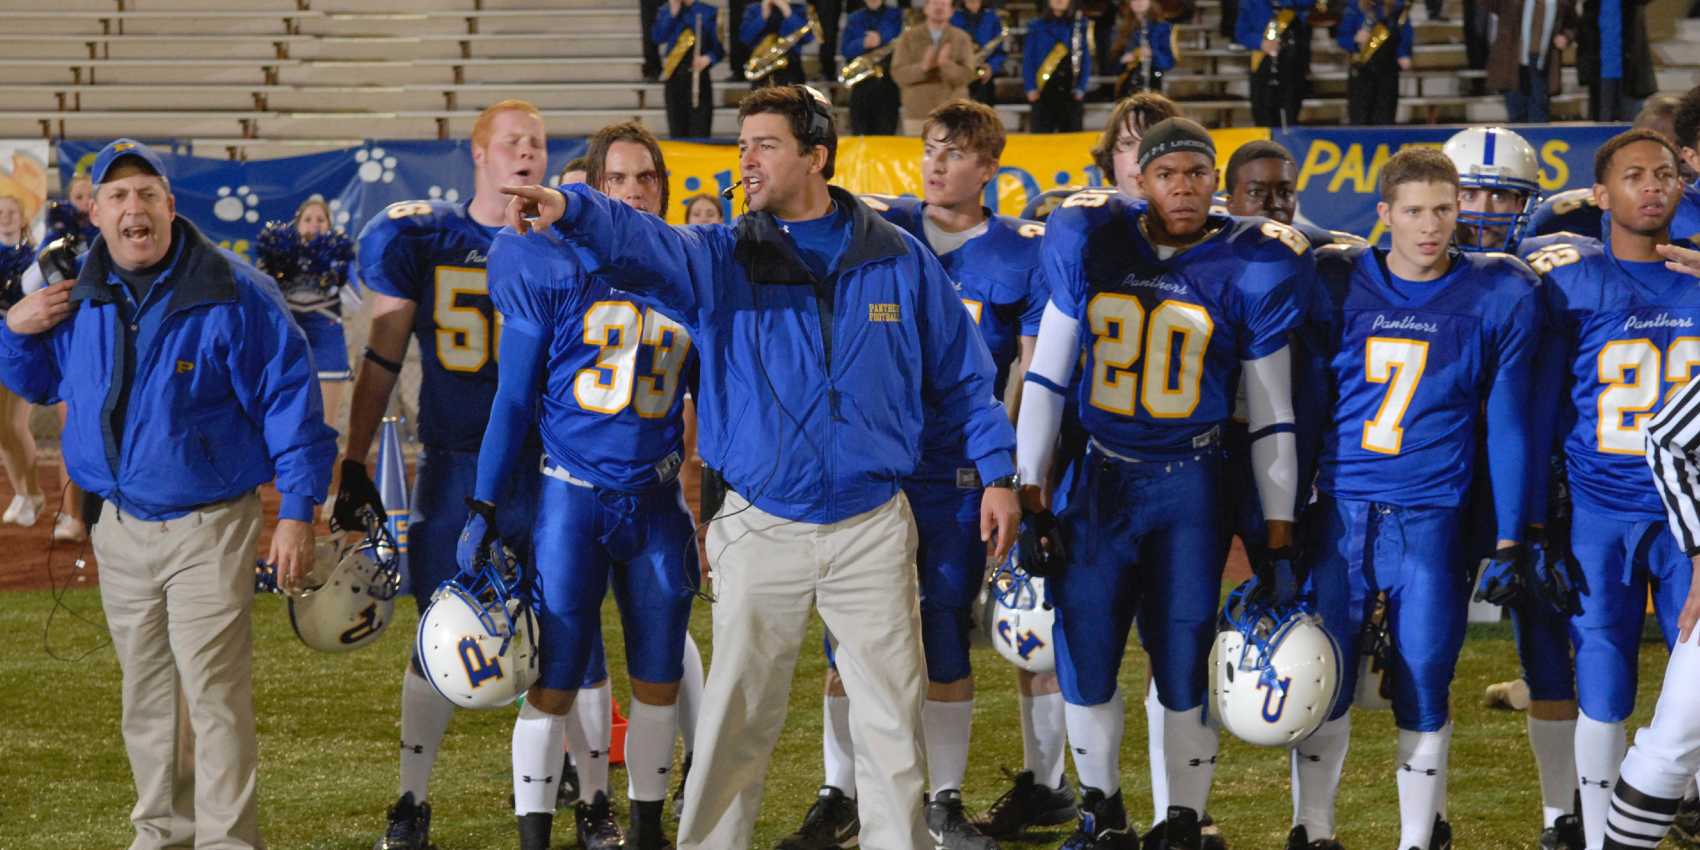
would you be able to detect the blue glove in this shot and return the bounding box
[1474,543,1529,608]
[456,498,500,577]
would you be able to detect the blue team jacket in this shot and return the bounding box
[1023,15,1092,97]
[952,8,1006,74]
[544,183,1018,524]
[1336,0,1413,58]
[0,218,336,522]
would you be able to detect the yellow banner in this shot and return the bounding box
[658,128,1271,224]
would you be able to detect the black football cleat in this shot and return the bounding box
[1057,786,1137,850]
[375,792,431,850]
[967,769,1078,839]
[1286,824,1345,850]
[925,789,998,849]
[774,785,860,850]
[577,789,627,850]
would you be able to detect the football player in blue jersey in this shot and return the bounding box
[1528,129,1700,850]
[466,121,699,850]
[337,101,550,850]
[1021,94,1179,223]
[1016,117,1311,850]
[1441,126,1589,850]
[1530,92,1700,244]
[1293,147,1543,850]
[857,99,1050,850]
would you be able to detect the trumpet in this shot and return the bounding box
[745,5,822,82]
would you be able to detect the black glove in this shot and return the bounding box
[1017,508,1069,578]
[457,497,502,578]
[1251,545,1303,606]
[1527,526,1583,616]
[1474,542,1529,608]
[332,459,385,533]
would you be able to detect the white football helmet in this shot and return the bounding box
[1210,582,1343,748]
[415,543,540,710]
[987,550,1057,674]
[284,514,402,653]
[1354,595,1394,710]
[1443,126,1542,252]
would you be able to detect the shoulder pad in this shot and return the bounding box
[1231,216,1312,258]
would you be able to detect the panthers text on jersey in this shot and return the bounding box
[357,200,504,452]
[1534,232,1700,520]
[486,229,698,492]
[1043,192,1313,458]
[1304,244,1541,529]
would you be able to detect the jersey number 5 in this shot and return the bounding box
[576,302,692,417]
[1362,337,1428,454]
[1087,293,1214,418]
[435,268,501,373]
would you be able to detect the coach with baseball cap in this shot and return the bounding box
[0,139,336,849]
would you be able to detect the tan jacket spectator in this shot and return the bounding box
[891,2,978,134]
[1482,0,1576,97]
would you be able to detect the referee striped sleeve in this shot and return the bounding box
[1645,375,1700,555]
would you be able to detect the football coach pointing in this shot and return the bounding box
[0,139,336,850]
[503,86,1021,850]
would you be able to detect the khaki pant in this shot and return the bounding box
[95,492,265,850]
[679,492,929,850]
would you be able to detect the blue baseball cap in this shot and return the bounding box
[89,139,167,184]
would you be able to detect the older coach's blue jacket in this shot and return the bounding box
[0,217,337,522]
[545,183,1017,525]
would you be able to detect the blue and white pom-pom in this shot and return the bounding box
[255,222,353,295]
[0,241,35,308]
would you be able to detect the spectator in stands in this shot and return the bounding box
[1239,0,1311,127]
[1578,0,1656,121]
[1088,92,1181,196]
[655,0,727,138]
[684,193,726,223]
[1112,0,1176,98]
[0,195,44,529]
[1340,0,1415,124]
[892,0,978,135]
[843,0,906,133]
[559,157,590,186]
[1485,0,1575,123]
[742,0,816,87]
[1025,0,1091,132]
[953,0,1007,105]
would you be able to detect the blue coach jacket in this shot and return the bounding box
[0,217,336,522]
[545,183,1017,525]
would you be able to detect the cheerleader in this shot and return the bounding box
[0,196,44,528]
[254,198,355,428]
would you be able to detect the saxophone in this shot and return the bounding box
[1352,0,1410,69]
[745,5,822,81]
[838,10,919,86]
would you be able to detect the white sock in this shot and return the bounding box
[1065,689,1126,794]
[625,699,679,802]
[1147,680,1169,824]
[1020,690,1067,789]
[576,682,614,800]
[679,632,705,757]
[564,700,589,804]
[925,699,975,795]
[1290,714,1351,838]
[513,702,568,814]
[1163,706,1219,817]
[400,669,456,802]
[1529,716,1579,827]
[1577,714,1627,850]
[1395,724,1452,850]
[823,694,857,797]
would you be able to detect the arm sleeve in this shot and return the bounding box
[914,247,1018,483]
[1523,322,1568,524]
[547,184,718,324]
[356,214,423,302]
[1484,289,1541,541]
[784,7,814,44]
[1398,13,1415,58]
[473,321,548,503]
[1020,262,1050,336]
[229,280,339,522]
[1647,375,1700,555]
[707,9,727,63]
[0,321,63,404]
[982,14,1007,72]
[841,11,867,57]
[1016,301,1080,485]
[1244,346,1300,523]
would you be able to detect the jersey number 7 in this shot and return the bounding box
[1362,337,1428,454]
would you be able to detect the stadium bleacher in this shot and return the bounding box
[0,0,1695,161]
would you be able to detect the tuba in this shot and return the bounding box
[745,4,822,81]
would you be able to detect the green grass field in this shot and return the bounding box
[0,587,1677,850]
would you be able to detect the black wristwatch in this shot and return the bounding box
[987,474,1019,491]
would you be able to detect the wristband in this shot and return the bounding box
[363,346,404,374]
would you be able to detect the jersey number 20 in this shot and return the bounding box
[1087,293,1214,418]
[576,302,691,417]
